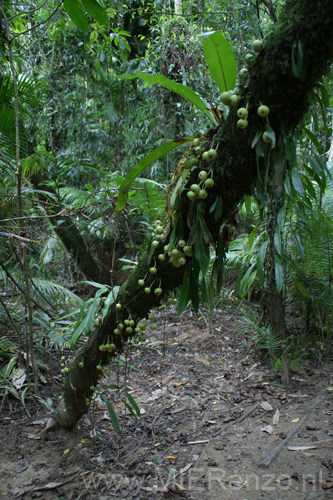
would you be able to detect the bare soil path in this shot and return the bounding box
[0,306,332,499]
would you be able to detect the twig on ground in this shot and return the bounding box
[258,389,324,467]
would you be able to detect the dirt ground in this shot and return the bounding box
[0,306,332,500]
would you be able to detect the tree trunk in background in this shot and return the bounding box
[56,0,333,428]
[174,0,182,16]
[265,146,286,338]
[31,174,111,285]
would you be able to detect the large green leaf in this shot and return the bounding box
[274,254,284,293]
[291,167,304,196]
[200,31,237,94]
[257,241,268,285]
[117,72,217,125]
[81,0,109,26]
[63,0,89,33]
[116,137,194,211]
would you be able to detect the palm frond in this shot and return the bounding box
[59,187,94,207]
[30,278,83,307]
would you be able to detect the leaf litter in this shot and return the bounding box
[0,306,332,499]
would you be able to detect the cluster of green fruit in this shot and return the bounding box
[183,138,218,172]
[60,355,70,374]
[187,168,215,201]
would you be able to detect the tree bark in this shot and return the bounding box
[30,174,111,285]
[56,0,333,428]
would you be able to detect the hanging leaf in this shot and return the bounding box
[63,0,89,33]
[101,287,120,323]
[274,254,284,293]
[124,390,141,418]
[200,31,237,93]
[274,228,282,255]
[101,395,122,437]
[291,167,304,196]
[116,137,194,211]
[81,0,109,26]
[201,276,208,303]
[293,233,304,259]
[257,241,268,284]
[190,268,200,312]
[117,72,217,124]
[177,267,190,315]
[238,263,256,299]
[293,279,312,299]
[244,194,252,215]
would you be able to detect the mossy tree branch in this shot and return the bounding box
[56,0,333,428]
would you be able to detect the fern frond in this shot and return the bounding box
[30,279,83,307]
[59,187,94,207]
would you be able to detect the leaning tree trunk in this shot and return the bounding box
[56,0,333,428]
[31,174,111,285]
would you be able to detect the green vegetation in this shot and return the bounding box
[0,0,333,428]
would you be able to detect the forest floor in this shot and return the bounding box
[0,304,333,500]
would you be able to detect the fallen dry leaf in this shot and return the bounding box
[162,374,175,385]
[287,445,318,451]
[261,425,273,434]
[261,401,273,411]
[272,409,280,425]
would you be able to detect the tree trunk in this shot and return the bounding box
[30,174,111,285]
[56,0,333,428]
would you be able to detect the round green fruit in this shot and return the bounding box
[116,303,122,310]
[154,288,163,295]
[187,191,196,201]
[190,184,200,194]
[178,239,186,248]
[221,91,232,106]
[237,119,248,129]
[208,149,217,160]
[144,287,151,294]
[239,68,248,78]
[178,257,186,265]
[158,254,166,262]
[126,327,133,333]
[245,53,253,65]
[138,279,145,286]
[258,105,270,117]
[262,131,272,143]
[114,328,120,335]
[205,178,215,189]
[150,267,157,274]
[155,226,163,235]
[198,189,208,199]
[96,364,102,371]
[198,170,208,181]
[202,151,210,162]
[150,324,157,331]
[230,95,240,107]
[79,361,84,368]
[237,107,248,119]
[184,245,192,256]
[252,39,263,52]
[152,240,159,248]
